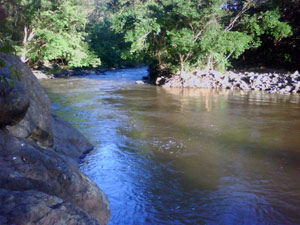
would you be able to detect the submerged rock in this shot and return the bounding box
[32,70,51,80]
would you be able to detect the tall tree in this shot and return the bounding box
[1,0,100,67]
[242,0,300,70]
[112,0,292,73]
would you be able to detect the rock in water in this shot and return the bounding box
[32,70,50,80]
[136,80,145,84]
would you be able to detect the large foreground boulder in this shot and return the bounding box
[0,52,110,224]
[0,130,110,225]
[0,52,93,157]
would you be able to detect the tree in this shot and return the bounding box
[112,0,292,73]
[1,0,100,68]
[241,0,299,70]
[87,0,137,68]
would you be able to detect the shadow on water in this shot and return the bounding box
[41,67,300,225]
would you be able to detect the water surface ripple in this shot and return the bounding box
[41,67,300,225]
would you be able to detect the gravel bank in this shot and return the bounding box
[161,70,300,94]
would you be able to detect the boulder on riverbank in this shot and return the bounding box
[0,52,110,225]
[160,70,300,94]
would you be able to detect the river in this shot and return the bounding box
[41,67,300,225]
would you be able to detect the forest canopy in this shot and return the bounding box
[0,0,299,71]
[0,0,100,68]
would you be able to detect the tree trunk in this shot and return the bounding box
[179,55,185,75]
[207,54,213,73]
[21,52,27,63]
[157,49,163,70]
[21,26,35,63]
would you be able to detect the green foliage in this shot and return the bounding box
[111,0,292,73]
[86,0,142,68]
[88,19,133,68]
[0,44,15,54]
[0,1,15,68]
[0,60,5,68]
[1,0,296,72]
[9,65,21,80]
[0,0,100,68]
[263,10,292,40]
[239,1,299,69]
[244,9,292,42]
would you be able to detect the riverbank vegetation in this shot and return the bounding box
[0,0,299,73]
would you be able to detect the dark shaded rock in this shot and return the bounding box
[241,76,250,84]
[0,53,110,224]
[0,189,101,225]
[52,114,93,163]
[0,129,110,225]
[0,83,30,127]
[156,76,166,85]
[149,63,171,85]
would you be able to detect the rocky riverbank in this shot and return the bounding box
[157,70,300,94]
[32,68,107,80]
[0,52,110,225]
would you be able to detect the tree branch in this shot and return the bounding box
[23,26,28,44]
[193,19,214,43]
[224,0,253,32]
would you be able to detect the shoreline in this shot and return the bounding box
[32,64,147,79]
[33,65,300,95]
[32,68,107,79]
[157,70,300,94]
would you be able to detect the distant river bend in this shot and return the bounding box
[41,67,300,225]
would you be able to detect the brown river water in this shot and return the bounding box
[41,67,300,225]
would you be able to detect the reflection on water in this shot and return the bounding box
[41,67,300,225]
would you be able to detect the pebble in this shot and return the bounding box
[136,80,145,85]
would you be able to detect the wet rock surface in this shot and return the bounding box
[52,114,94,163]
[0,189,100,225]
[162,70,300,94]
[0,53,110,224]
[0,84,30,127]
[0,130,110,225]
